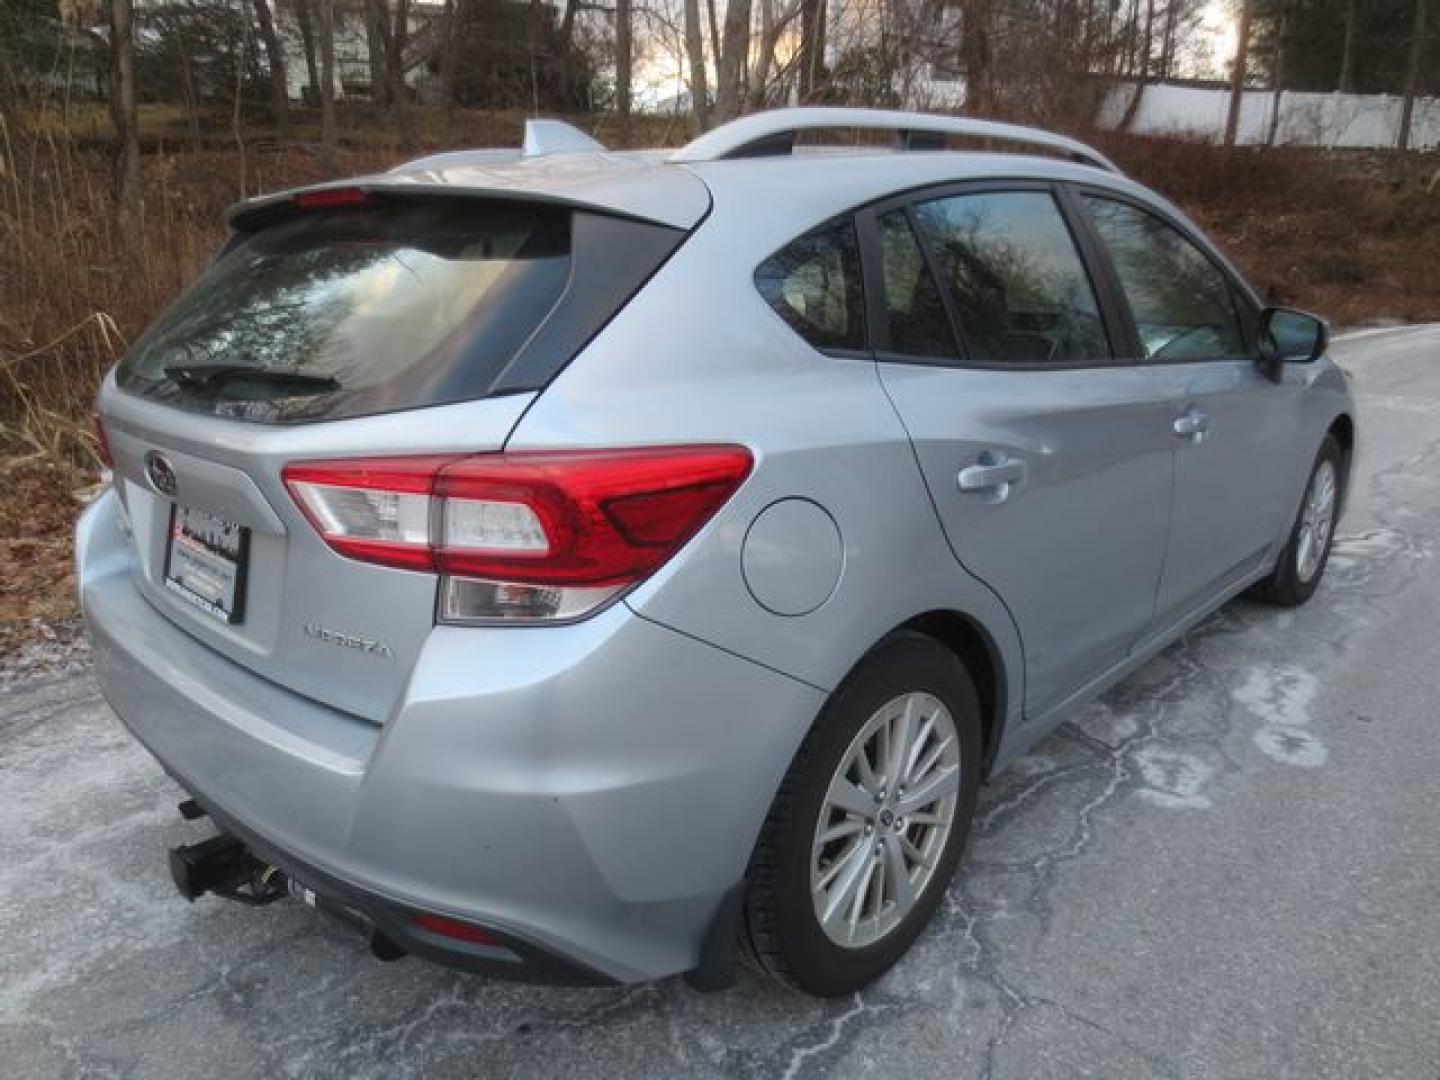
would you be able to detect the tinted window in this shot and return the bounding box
[118,201,573,422]
[755,217,866,351]
[1082,196,1246,361]
[912,191,1110,366]
[877,209,958,358]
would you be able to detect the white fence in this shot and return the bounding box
[1098,82,1440,149]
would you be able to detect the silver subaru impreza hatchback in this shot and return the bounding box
[79,108,1355,996]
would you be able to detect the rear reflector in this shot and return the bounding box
[283,447,752,621]
[411,913,501,947]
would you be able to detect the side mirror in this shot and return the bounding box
[1259,307,1330,382]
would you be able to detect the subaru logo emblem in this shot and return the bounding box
[145,451,178,497]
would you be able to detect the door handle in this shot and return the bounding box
[1172,408,1210,439]
[958,455,1027,494]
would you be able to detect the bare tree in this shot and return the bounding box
[320,0,337,161]
[294,0,323,103]
[617,0,633,139]
[1266,0,1288,145]
[1120,0,1157,130]
[714,0,752,121]
[961,0,994,114]
[109,0,140,235]
[797,0,826,102]
[251,0,290,136]
[1337,0,1357,92]
[1397,0,1429,151]
[683,0,711,128]
[367,0,391,105]
[1224,0,1254,146]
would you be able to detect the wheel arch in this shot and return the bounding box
[1327,412,1355,515]
[888,609,1010,778]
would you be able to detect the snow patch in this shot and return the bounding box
[1134,747,1214,810]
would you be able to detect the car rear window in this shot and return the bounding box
[117,199,677,423]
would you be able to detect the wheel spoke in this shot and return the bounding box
[827,774,876,818]
[887,695,917,787]
[910,735,953,789]
[903,714,936,784]
[854,740,882,795]
[816,837,863,893]
[882,834,917,913]
[899,833,933,869]
[897,763,959,814]
[847,858,879,939]
[820,840,875,928]
[819,818,864,845]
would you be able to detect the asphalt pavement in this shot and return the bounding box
[3,325,1438,1079]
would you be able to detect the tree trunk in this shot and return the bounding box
[798,0,826,102]
[1223,0,1253,146]
[749,0,780,110]
[294,0,323,103]
[714,0,752,122]
[706,0,723,85]
[615,0,632,140]
[251,0,290,136]
[961,0,993,115]
[1337,0,1358,92]
[1398,0,1429,151]
[1267,3,1287,145]
[320,0,338,164]
[367,0,391,105]
[439,0,460,105]
[389,0,416,146]
[109,0,140,237]
[683,0,711,128]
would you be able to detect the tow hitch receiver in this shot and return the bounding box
[168,833,287,907]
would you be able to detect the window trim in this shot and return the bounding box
[857,179,1133,372]
[1062,182,1263,365]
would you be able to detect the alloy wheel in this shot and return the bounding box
[810,691,961,949]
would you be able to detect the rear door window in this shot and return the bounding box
[911,191,1111,366]
[118,201,573,422]
[754,217,866,352]
[1080,195,1246,361]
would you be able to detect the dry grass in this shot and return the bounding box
[0,108,1436,658]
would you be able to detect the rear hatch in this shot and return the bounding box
[100,187,695,722]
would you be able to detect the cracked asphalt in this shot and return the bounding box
[4,326,1440,1079]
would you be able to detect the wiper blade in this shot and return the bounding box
[164,363,341,395]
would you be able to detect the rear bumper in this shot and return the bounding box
[78,490,823,984]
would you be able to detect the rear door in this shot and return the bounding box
[868,184,1176,719]
[1073,192,1303,623]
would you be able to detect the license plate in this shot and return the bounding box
[163,505,250,624]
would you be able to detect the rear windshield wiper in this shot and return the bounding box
[164,363,341,396]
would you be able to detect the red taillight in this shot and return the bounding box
[411,913,500,947]
[292,186,370,209]
[282,447,752,621]
[93,411,112,469]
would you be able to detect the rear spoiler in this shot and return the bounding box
[226,121,709,233]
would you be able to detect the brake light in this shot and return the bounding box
[292,186,370,209]
[283,447,752,622]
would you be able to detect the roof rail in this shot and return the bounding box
[670,107,1120,174]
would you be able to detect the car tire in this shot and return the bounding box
[743,632,983,996]
[1255,434,1343,607]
